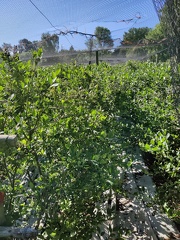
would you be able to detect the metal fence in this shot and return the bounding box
[163,0,180,124]
[17,42,169,66]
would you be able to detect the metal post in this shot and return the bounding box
[96,51,99,65]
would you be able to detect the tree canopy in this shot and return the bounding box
[161,0,180,62]
[40,33,59,55]
[18,38,36,53]
[145,23,169,62]
[1,43,12,52]
[94,26,113,49]
[122,27,151,45]
[85,37,94,51]
[146,23,165,42]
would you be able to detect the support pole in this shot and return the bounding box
[96,51,99,65]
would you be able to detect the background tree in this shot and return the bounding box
[18,38,36,53]
[2,43,12,52]
[40,33,59,55]
[85,37,95,62]
[94,26,114,49]
[146,23,169,62]
[32,40,40,50]
[161,0,180,125]
[161,0,180,62]
[120,27,150,59]
[69,45,75,52]
[122,27,151,45]
[85,37,94,51]
[146,23,164,42]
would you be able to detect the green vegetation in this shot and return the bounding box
[94,26,114,49]
[114,25,169,62]
[0,24,170,65]
[0,50,179,239]
[122,27,151,44]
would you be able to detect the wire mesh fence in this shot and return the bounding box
[162,0,180,124]
[16,42,168,66]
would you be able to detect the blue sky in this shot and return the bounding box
[0,0,159,50]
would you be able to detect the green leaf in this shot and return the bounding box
[50,232,56,237]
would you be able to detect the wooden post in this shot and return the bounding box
[96,51,99,65]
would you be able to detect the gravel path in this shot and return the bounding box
[92,147,180,240]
